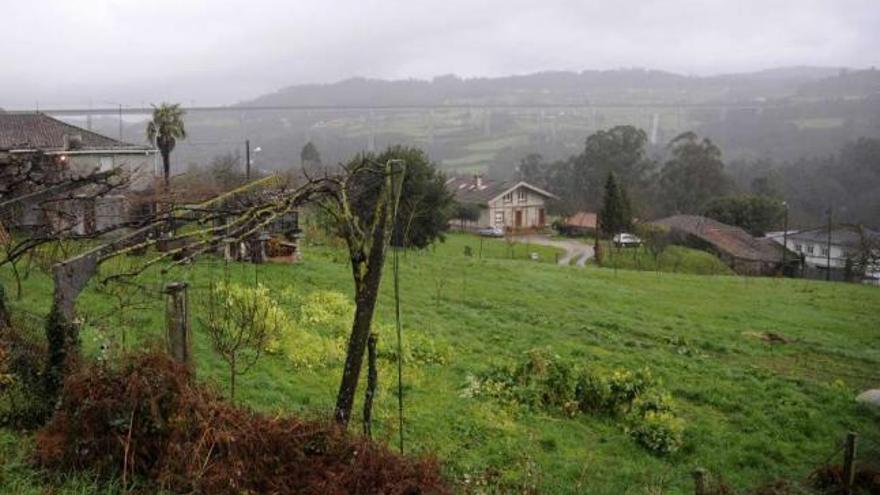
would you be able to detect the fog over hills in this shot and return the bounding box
[242,66,854,108]
[48,64,880,229]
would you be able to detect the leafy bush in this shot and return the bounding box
[575,367,655,415]
[294,290,353,334]
[628,411,685,455]
[0,319,53,428]
[464,349,684,454]
[196,285,342,371]
[270,330,345,370]
[461,349,576,411]
[373,323,452,366]
[269,290,451,369]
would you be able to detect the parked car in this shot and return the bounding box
[613,233,642,248]
[478,226,504,237]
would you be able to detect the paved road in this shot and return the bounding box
[515,235,594,267]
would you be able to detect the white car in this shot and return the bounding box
[478,226,504,237]
[613,233,642,248]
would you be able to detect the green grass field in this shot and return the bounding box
[2,233,879,494]
[598,242,735,275]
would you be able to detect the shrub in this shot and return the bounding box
[628,411,685,455]
[251,288,346,370]
[271,329,345,370]
[295,290,354,334]
[35,351,450,494]
[270,290,452,370]
[464,350,685,454]
[0,320,53,428]
[575,367,655,415]
[374,323,452,366]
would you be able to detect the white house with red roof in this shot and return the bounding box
[447,174,558,231]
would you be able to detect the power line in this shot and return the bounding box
[4,101,786,117]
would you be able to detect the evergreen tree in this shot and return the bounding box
[300,141,322,170]
[599,172,632,237]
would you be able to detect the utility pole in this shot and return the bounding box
[826,205,833,281]
[781,201,789,271]
[245,139,251,181]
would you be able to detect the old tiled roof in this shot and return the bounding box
[564,211,597,229]
[445,175,557,205]
[651,214,783,262]
[446,175,512,204]
[0,113,152,152]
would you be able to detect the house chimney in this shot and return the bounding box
[474,174,483,188]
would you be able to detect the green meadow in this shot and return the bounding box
[2,233,879,494]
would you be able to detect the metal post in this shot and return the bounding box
[826,206,833,281]
[164,282,192,374]
[245,139,251,181]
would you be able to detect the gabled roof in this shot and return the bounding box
[651,214,783,263]
[446,175,557,205]
[488,181,559,203]
[0,113,154,153]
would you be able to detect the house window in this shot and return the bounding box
[494,210,504,226]
[517,189,527,203]
[806,245,815,255]
[794,243,802,253]
[503,193,513,203]
[820,246,829,257]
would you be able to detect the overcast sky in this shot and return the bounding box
[2,0,879,109]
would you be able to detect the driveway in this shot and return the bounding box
[515,235,594,267]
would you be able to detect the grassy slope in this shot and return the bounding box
[2,234,879,494]
[598,243,735,275]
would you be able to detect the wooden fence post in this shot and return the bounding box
[692,468,707,495]
[362,333,378,438]
[843,431,858,495]
[164,282,193,375]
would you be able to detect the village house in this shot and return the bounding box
[651,214,787,275]
[0,112,156,234]
[447,175,558,231]
[768,225,880,283]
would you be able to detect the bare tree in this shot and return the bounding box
[0,152,129,297]
[39,175,332,398]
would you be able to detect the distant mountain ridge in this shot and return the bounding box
[243,66,857,108]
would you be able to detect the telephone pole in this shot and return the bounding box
[826,206,833,281]
[781,201,789,271]
[245,139,251,181]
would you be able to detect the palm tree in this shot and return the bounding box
[146,103,187,192]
